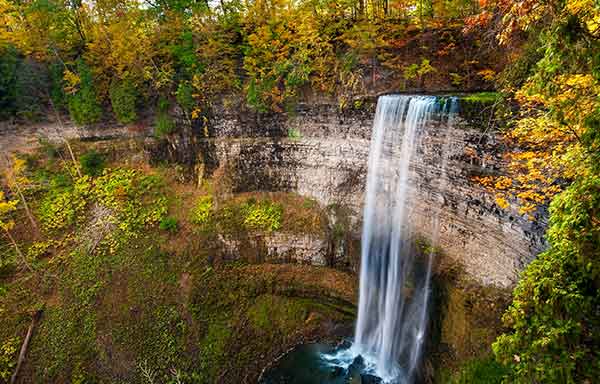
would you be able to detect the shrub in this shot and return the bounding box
[175,82,195,113]
[493,175,600,383]
[191,196,213,225]
[48,61,66,110]
[0,337,19,382]
[154,113,175,137]
[159,216,178,233]
[241,199,282,232]
[38,176,91,232]
[154,97,175,137]
[92,169,168,250]
[26,241,52,260]
[93,169,167,228]
[49,172,71,189]
[109,79,138,124]
[0,46,18,119]
[67,60,102,125]
[79,150,105,177]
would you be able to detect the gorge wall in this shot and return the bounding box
[8,96,547,288]
[162,97,546,289]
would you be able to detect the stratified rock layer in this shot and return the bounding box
[192,100,546,288]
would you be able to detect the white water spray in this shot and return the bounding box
[352,95,458,383]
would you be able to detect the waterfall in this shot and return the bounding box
[353,95,458,383]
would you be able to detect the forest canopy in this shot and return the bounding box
[0,0,502,121]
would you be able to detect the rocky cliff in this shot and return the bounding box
[161,97,547,288]
[3,95,545,288]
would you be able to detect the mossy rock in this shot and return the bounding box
[429,267,511,382]
[456,92,501,131]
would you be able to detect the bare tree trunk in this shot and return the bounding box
[12,182,38,235]
[10,311,42,384]
[64,138,81,178]
[4,229,32,272]
[48,98,82,178]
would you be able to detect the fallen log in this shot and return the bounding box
[10,310,42,384]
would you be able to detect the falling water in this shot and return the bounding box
[353,95,458,383]
[260,94,458,384]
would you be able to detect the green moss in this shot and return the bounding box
[287,128,302,140]
[430,266,511,383]
[198,321,232,379]
[186,264,355,381]
[462,92,500,104]
[31,306,98,381]
[248,294,309,332]
[454,92,503,131]
[4,234,355,383]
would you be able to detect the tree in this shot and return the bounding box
[66,60,102,125]
[109,79,138,124]
[0,46,18,119]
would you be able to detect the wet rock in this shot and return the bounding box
[329,366,345,378]
[360,374,382,384]
[347,355,365,377]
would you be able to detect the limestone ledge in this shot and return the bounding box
[215,232,329,266]
[186,100,547,288]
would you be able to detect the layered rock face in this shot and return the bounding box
[216,232,329,266]
[190,99,546,288]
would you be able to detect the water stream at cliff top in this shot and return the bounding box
[260,95,458,384]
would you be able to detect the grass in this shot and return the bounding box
[248,294,312,332]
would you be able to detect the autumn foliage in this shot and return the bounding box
[0,0,502,122]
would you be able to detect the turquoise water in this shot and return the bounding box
[259,342,384,384]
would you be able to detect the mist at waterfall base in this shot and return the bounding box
[260,95,458,384]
